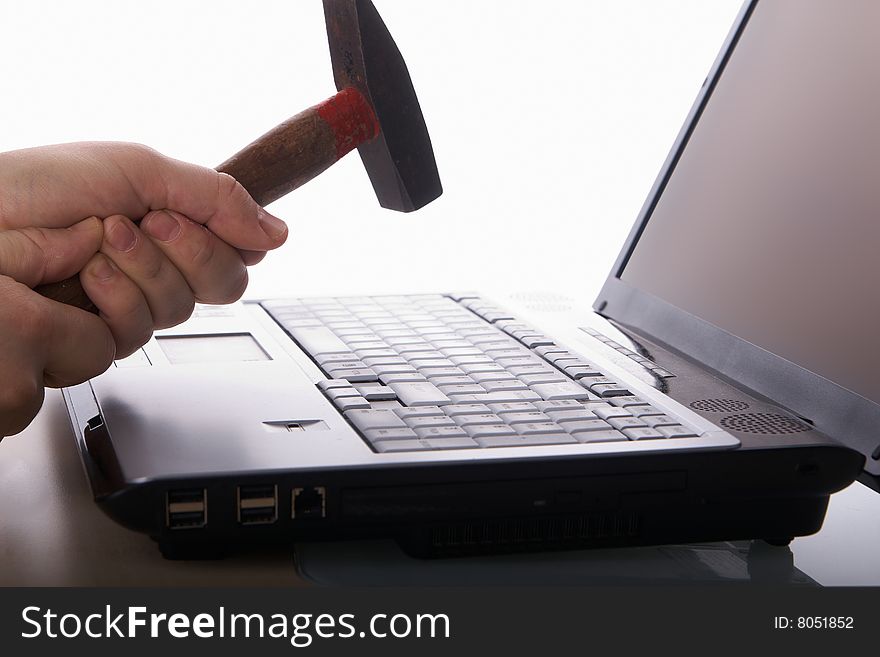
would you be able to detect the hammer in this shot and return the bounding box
[37,0,442,313]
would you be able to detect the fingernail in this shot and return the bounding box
[142,211,181,242]
[107,218,137,252]
[89,254,115,281]
[258,209,288,240]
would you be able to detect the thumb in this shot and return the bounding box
[0,217,103,287]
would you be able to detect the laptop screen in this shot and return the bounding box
[620,0,880,405]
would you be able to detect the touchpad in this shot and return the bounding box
[156,333,271,364]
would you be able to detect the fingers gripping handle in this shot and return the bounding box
[34,87,380,313]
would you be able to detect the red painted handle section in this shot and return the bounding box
[315,86,381,160]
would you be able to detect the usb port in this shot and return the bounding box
[237,484,278,525]
[292,486,326,519]
[166,488,207,529]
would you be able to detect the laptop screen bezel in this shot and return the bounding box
[592,0,880,475]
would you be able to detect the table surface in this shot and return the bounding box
[2,386,879,587]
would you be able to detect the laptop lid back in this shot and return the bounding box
[595,0,880,475]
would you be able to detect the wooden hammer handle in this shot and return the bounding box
[34,87,379,313]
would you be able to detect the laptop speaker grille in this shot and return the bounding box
[719,412,811,435]
[690,398,750,413]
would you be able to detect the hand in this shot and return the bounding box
[0,142,289,436]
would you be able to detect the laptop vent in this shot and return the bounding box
[719,412,811,435]
[424,513,640,555]
[690,399,750,413]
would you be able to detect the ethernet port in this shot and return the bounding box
[292,486,326,519]
[237,484,278,525]
[166,488,207,529]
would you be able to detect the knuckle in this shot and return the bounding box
[187,224,216,268]
[216,171,243,204]
[155,293,195,330]
[223,266,248,303]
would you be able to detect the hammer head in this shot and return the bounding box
[323,0,442,212]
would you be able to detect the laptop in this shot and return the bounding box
[62,0,875,559]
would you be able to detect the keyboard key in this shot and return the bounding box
[372,364,419,376]
[345,409,407,431]
[658,425,699,438]
[608,417,649,430]
[332,396,372,412]
[564,367,605,380]
[374,437,479,452]
[428,376,477,387]
[517,372,568,385]
[324,367,379,383]
[452,413,505,427]
[520,335,555,348]
[643,414,679,427]
[413,426,469,440]
[317,379,355,391]
[481,380,529,393]
[623,428,666,440]
[364,427,418,442]
[362,356,408,367]
[470,371,519,384]
[440,347,483,357]
[373,440,431,452]
[590,384,633,398]
[576,376,616,388]
[325,387,362,401]
[379,373,428,385]
[501,411,552,424]
[534,400,587,413]
[607,396,647,408]
[354,348,399,360]
[582,401,616,413]
[443,404,493,416]
[394,406,445,419]
[315,352,360,365]
[593,406,632,420]
[532,382,591,401]
[449,355,494,366]
[564,419,614,434]
[463,424,520,438]
[650,368,675,379]
[323,360,369,372]
[515,422,567,435]
[287,325,349,355]
[459,363,507,375]
[404,416,458,430]
[388,381,451,407]
[487,401,539,414]
[408,358,455,369]
[534,345,567,358]
[420,367,467,379]
[505,365,557,377]
[572,430,627,443]
[476,434,577,448]
[449,391,542,404]
[354,385,398,401]
[495,355,546,368]
[545,409,598,423]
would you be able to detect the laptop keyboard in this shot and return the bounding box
[262,294,701,453]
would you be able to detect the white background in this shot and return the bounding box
[0,0,742,302]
